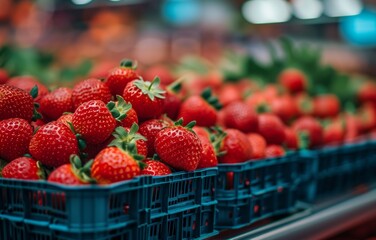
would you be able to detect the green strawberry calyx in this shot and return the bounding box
[297,131,310,150]
[201,87,222,110]
[174,118,196,132]
[109,125,147,169]
[70,155,96,184]
[30,85,42,121]
[133,77,166,101]
[256,103,270,114]
[106,95,132,122]
[36,160,49,180]
[210,126,227,157]
[120,59,137,69]
[167,77,184,94]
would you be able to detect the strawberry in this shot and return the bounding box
[39,87,73,121]
[0,118,33,162]
[72,98,128,145]
[0,85,39,122]
[2,157,45,180]
[120,106,138,129]
[29,121,79,167]
[72,78,112,109]
[247,133,266,160]
[48,155,94,185]
[192,126,211,143]
[57,113,73,128]
[139,118,170,157]
[218,128,252,164]
[344,114,361,143]
[271,95,298,123]
[141,159,171,176]
[92,146,143,184]
[357,82,376,104]
[162,80,183,120]
[0,69,9,84]
[111,96,139,129]
[195,128,224,169]
[323,119,345,146]
[278,68,307,93]
[257,114,286,145]
[265,145,285,158]
[292,116,323,148]
[123,77,166,122]
[197,140,218,169]
[144,64,175,86]
[222,101,258,133]
[105,59,140,96]
[154,119,202,171]
[284,127,298,150]
[295,93,313,116]
[313,94,340,118]
[218,84,242,107]
[245,92,270,111]
[6,76,49,102]
[358,104,376,133]
[178,88,221,127]
[114,124,148,158]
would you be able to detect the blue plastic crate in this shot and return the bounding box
[1,216,135,240]
[215,153,301,229]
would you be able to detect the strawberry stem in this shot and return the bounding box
[120,59,135,68]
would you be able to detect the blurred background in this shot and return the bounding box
[0,0,375,85]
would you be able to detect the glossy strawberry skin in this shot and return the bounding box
[344,114,361,143]
[29,121,79,168]
[218,84,242,107]
[358,83,376,103]
[123,81,165,122]
[278,68,307,93]
[197,141,218,169]
[0,85,34,121]
[219,129,252,164]
[284,128,298,150]
[155,126,203,171]
[39,87,73,121]
[265,145,285,158]
[48,164,87,185]
[92,147,141,184]
[2,157,40,180]
[323,121,344,146]
[141,160,171,176]
[72,78,112,109]
[313,94,340,118]
[6,76,49,102]
[163,90,181,120]
[0,118,33,162]
[292,116,323,148]
[271,95,298,123]
[178,96,217,127]
[0,69,9,84]
[193,126,211,143]
[223,101,258,133]
[105,67,140,96]
[120,107,138,129]
[57,113,73,128]
[72,100,117,145]
[247,133,266,160]
[139,119,169,157]
[258,114,286,145]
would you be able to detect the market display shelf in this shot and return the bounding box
[216,187,376,240]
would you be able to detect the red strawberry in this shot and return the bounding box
[2,157,45,180]
[6,76,48,102]
[111,96,139,129]
[115,124,148,158]
[141,159,171,176]
[218,84,242,107]
[358,104,376,133]
[257,114,286,145]
[292,116,323,148]
[247,133,266,160]
[295,93,313,116]
[72,78,112,109]
[278,68,307,93]
[105,59,140,96]
[120,107,138,129]
[31,119,46,130]
[344,114,361,143]
[144,65,175,86]
[48,155,94,185]
[29,121,79,167]
[92,146,142,184]
[0,85,39,121]
[139,119,170,157]
[323,119,345,146]
[265,145,285,158]
[197,141,218,169]
[357,82,376,103]
[284,128,298,150]
[57,113,73,128]
[313,94,340,118]
[245,92,270,111]
[72,99,122,145]
[196,128,224,169]
[218,128,252,164]
[222,101,258,133]
[162,80,183,120]
[193,126,211,143]
[271,95,298,123]
[178,88,221,127]
[0,69,9,84]
[39,87,73,121]
[0,118,33,162]
[155,119,203,171]
[123,77,166,122]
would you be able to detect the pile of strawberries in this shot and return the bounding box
[1,58,376,186]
